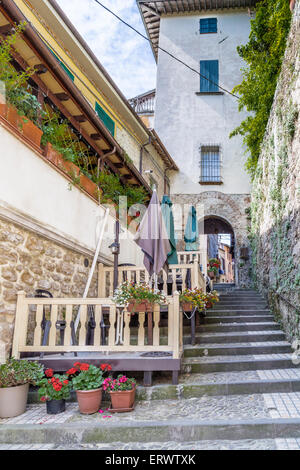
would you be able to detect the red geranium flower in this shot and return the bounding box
[74,362,81,368]
[45,368,54,378]
[100,363,112,371]
[63,380,69,385]
[67,367,78,375]
[79,363,90,371]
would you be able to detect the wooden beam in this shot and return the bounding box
[114,163,124,169]
[91,133,102,140]
[34,64,48,75]
[0,23,14,35]
[55,92,69,102]
[74,115,87,123]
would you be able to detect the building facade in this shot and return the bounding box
[137,0,258,285]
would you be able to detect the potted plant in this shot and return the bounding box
[112,281,166,313]
[37,368,71,415]
[103,375,136,411]
[205,290,220,309]
[69,362,107,414]
[0,358,44,418]
[180,288,206,313]
[207,258,221,279]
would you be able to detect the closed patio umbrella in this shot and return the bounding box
[134,189,171,278]
[134,189,171,345]
[161,195,178,265]
[184,206,199,252]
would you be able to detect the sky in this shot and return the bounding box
[56,0,157,99]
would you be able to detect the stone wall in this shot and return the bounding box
[171,191,251,287]
[0,217,98,357]
[250,11,300,341]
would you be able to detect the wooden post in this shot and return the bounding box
[192,259,199,289]
[98,263,105,297]
[12,291,26,359]
[173,292,180,359]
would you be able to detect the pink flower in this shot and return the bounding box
[98,409,104,414]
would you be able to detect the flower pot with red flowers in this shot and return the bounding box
[37,369,71,415]
[103,375,136,411]
[0,358,44,419]
[70,363,105,414]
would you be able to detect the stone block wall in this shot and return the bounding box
[250,12,300,340]
[0,217,98,357]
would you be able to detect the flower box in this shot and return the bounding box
[110,387,136,410]
[80,173,98,198]
[127,300,153,313]
[181,302,194,312]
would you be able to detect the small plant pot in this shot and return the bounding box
[208,271,215,280]
[80,174,98,197]
[20,118,43,147]
[206,302,213,309]
[46,399,66,415]
[76,388,102,414]
[0,383,29,418]
[127,300,153,313]
[181,302,194,312]
[110,387,136,410]
[6,105,20,129]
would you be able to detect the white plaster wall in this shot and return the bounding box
[0,125,143,266]
[155,11,252,195]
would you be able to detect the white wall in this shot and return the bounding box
[0,125,143,266]
[155,11,252,195]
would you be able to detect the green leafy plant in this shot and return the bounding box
[70,362,105,391]
[207,258,221,274]
[112,281,167,308]
[230,0,291,177]
[0,358,44,388]
[0,23,43,127]
[37,368,71,402]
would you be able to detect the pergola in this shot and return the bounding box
[137,0,259,60]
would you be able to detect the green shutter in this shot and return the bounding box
[95,102,115,136]
[49,49,75,82]
[200,60,219,92]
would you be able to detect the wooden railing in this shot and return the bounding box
[12,291,182,360]
[177,250,207,277]
[98,260,206,298]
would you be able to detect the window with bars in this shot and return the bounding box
[200,18,218,34]
[200,146,222,184]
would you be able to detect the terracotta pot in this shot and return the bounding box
[290,0,296,11]
[206,301,213,309]
[110,387,136,410]
[44,142,60,166]
[6,105,20,129]
[181,302,194,312]
[127,300,153,313]
[76,388,102,414]
[20,117,43,147]
[208,271,215,279]
[0,383,29,418]
[80,174,98,198]
[46,399,66,415]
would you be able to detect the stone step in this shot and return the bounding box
[198,322,280,333]
[213,305,268,310]
[217,302,268,307]
[4,396,300,443]
[184,331,286,344]
[183,342,292,357]
[205,309,271,316]
[201,315,274,324]
[182,354,297,373]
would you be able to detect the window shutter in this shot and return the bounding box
[49,49,75,82]
[200,60,219,92]
[200,18,217,34]
[95,102,115,136]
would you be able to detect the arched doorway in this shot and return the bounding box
[202,215,236,285]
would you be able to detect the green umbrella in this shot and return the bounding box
[184,206,199,251]
[161,195,178,265]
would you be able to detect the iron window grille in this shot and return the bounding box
[199,145,222,184]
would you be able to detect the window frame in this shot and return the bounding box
[199,144,223,185]
[200,18,218,34]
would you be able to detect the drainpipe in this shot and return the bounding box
[139,136,152,174]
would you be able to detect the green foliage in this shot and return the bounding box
[71,363,104,391]
[96,171,148,209]
[38,371,71,402]
[0,358,44,388]
[0,23,43,127]
[112,281,167,307]
[231,0,291,177]
[102,375,136,392]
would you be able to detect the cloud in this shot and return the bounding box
[55,0,156,98]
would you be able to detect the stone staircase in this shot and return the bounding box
[2,288,300,450]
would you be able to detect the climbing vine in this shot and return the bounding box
[230,0,291,178]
